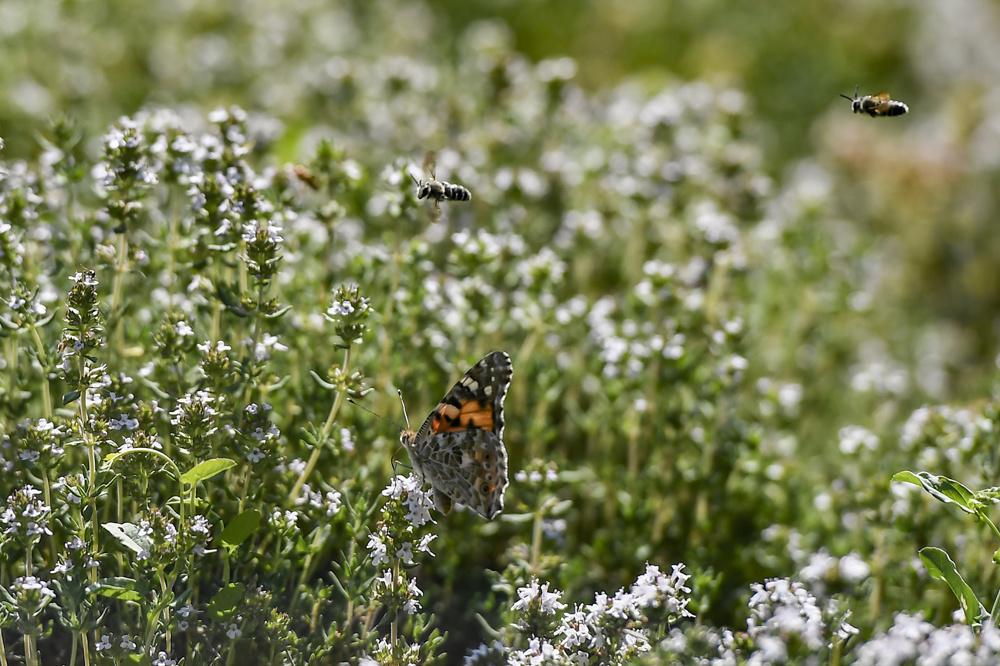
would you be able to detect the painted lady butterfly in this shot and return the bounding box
[399,351,512,519]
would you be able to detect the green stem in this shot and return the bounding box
[40,466,57,564]
[81,632,91,666]
[23,545,38,666]
[110,231,129,354]
[288,346,351,503]
[530,506,544,575]
[28,324,52,418]
[243,281,267,404]
[0,630,8,666]
[211,263,222,342]
[979,512,1000,543]
[390,560,399,659]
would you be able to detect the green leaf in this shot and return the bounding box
[181,458,237,486]
[892,471,978,514]
[919,546,985,624]
[221,509,261,547]
[207,582,246,621]
[61,389,80,405]
[92,577,143,603]
[102,522,153,556]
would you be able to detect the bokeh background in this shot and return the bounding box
[3,0,1000,369]
[4,0,1000,661]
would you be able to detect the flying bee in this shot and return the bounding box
[411,151,472,222]
[840,87,909,117]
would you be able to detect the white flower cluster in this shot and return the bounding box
[1,484,52,540]
[854,613,1000,666]
[745,579,826,663]
[504,564,694,664]
[365,474,439,621]
[294,483,343,517]
[381,474,435,527]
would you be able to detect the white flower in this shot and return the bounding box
[325,489,343,515]
[96,634,112,651]
[367,533,389,568]
[838,425,879,455]
[839,552,871,583]
[327,300,355,317]
[396,542,414,564]
[153,652,177,666]
[512,579,566,615]
[226,623,241,639]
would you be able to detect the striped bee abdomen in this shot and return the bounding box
[443,182,472,202]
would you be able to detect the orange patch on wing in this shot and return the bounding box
[431,400,495,432]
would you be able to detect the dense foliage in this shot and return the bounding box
[2,0,1000,664]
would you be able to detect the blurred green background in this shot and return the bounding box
[3,0,998,367]
[3,0,1000,656]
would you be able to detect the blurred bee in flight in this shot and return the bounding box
[840,87,909,117]
[411,151,471,222]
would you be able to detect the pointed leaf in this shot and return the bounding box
[892,471,978,514]
[919,546,985,624]
[181,458,237,486]
[221,509,261,547]
[92,577,143,603]
[207,582,246,621]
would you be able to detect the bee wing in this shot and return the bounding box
[875,91,891,101]
[423,150,437,180]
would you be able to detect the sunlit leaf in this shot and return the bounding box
[181,458,237,486]
[919,546,985,625]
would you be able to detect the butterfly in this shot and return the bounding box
[399,351,512,520]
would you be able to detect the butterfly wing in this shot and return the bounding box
[411,351,512,519]
[415,351,512,440]
[418,429,508,519]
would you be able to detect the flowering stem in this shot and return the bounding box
[530,510,544,574]
[243,281,268,404]
[211,264,222,342]
[390,560,399,657]
[110,231,129,354]
[80,631,91,666]
[529,498,558,576]
[289,346,351,503]
[22,543,38,666]
[28,324,52,418]
[0,630,8,666]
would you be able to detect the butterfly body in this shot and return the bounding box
[400,351,512,519]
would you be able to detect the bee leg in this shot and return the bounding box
[432,199,441,223]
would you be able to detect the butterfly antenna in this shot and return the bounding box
[346,397,382,419]
[398,389,411,429]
